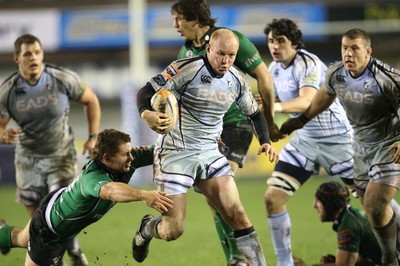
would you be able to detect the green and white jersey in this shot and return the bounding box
[149,55,258,151]
[333,206,381,264]
[326,58,400,144]
[0,64,84,157]
[177,26,262,125]
[47,145,154,238]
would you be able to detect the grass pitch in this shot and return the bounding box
[0,176,368,266]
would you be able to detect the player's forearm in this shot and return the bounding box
[137,82,155,115]
[254,63,275,124]
[86,97,101,137]
[100,182,144,202]
[303,87,336,120]
[249,111,270,144]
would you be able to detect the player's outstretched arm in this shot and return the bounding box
[281,87,337,135]
[280,114,309,135]
[99,182,173,213]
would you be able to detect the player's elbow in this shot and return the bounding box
[99,183,115,201]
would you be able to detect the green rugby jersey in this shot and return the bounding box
[177,26,262,125]
[333,206,381,264]
[49,145,154,238]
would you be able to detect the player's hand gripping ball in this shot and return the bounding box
[150,90,178,134]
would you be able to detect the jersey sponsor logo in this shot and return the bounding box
[197,88,234,105]
[275,80,297,92]
[336,87,374,104]
[16,93,58,112]
[304,71,319,83]
[201,75,212,84]
[153,74,167,86]
[162,64,180,80]
[337,229,352,244]
[336,75,346,83]
[244,52,260,68]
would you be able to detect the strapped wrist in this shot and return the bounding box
[89,133,98,139]
[298,113,311,125]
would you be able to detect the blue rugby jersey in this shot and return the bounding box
[0,64,85,156]
[149,55,259,150]
[270,49,351,138]
[326,58,400,144]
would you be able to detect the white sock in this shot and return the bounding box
[268,211,293,266]
[235,230,267,266]
[390,199,400,256]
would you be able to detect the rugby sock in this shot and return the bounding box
[372,212,398,265]
[214,212,243,260]
[67,237,80,251]
[212,212,232,262]
[144,216,162,239]
[391,200,400,255]
[390,199,400,227]
[234,226,267,266]
[0,226,13,248]
[268,211,294,266]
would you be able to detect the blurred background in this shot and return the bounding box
[0,0,399,186]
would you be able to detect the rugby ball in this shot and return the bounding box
[150,90,178,134]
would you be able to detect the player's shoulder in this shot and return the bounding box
[295,49,324,66]
[45,63,80,80]
[0,72,18,91]
[326,61,345,78]
[174,55,203,68]
[369,57,400,77]
[228,64,248,82]
[157,56,205,86]
[341,206,365,227]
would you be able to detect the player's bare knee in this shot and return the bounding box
[363,201,387,225]
[163,226,184,241]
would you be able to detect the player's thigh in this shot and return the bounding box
[15,154,43,189]
[353,138,400,197]
[317,137,354,180]
[14,154,47,206]
[41,153,76,191]
[29,196,68,265]
[154,148,232,196]
[267,141,314,197]
[197,175,241,212]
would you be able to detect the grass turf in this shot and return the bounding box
[0,176,369,266]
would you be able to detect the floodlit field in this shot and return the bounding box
[0,176,381,266]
